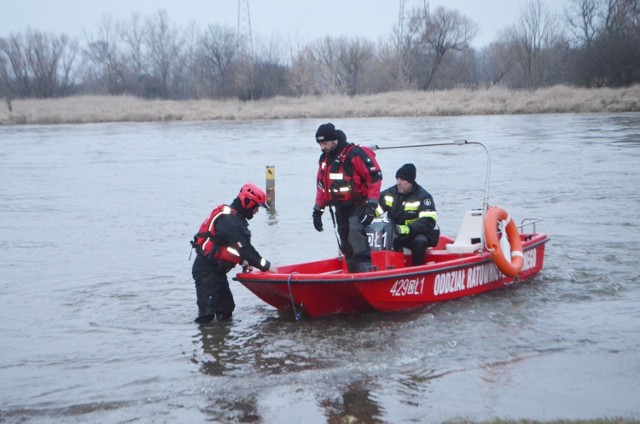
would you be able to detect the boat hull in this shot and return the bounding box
[234,233,548,318]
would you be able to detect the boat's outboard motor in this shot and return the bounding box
[366,217,395,251]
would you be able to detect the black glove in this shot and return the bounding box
[392,235,407,251]
[359,200,377,227]
[312,206,324,232]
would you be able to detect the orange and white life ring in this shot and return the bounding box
[484,206,524,277]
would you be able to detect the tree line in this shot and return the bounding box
[1,0,639,109]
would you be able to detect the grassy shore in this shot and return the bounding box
[443,420,640,424]
[1,84,639,125]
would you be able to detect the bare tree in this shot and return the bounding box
[0,30,78,98]
[508,0,560,90]
[196,24,238,98]
[0,39,14,110]
[58,36,79,96]
[594,0,640,85]
[391,2,428,91]
[120,14,147,95]
[336,37,374,96]
[6,3,640,100]
[315,36,344,93]
[83,15,127,94]
[249,37,291,99]
[602,0,639,36]
[477,37,518,86]
[366,38,404,93]
[563,0,640,86]
[289,44,322,96]
[565,0,600,48]
[145,10,184,99]
[405,5,477,90]
[564,0,602,85]
[178,20,202,99]
[424,6,477,88]
[293,36,344,95]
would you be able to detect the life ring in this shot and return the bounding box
[484,206,524,277]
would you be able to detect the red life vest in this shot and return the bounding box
[319,144,378,205]
[191,205,242,264]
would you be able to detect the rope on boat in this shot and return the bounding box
[286,272,302,321]
[328,206,343,256]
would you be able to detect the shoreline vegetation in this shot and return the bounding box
[1,84,639,126]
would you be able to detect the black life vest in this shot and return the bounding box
[190,204,242,264]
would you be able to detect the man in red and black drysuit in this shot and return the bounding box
[312,123,383,273]
[191,183,274,323]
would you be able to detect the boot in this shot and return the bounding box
[195,294,216,323]
[195,312,216,323]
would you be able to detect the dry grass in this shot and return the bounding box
[1,84,639,125]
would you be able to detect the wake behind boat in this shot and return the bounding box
[234,140,549,319]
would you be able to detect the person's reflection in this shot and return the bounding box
[194,322,236,376]
[320,381,384,424]
[194,323,263,422]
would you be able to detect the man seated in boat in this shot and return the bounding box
[376,163,440,266]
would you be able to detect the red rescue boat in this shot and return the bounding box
[234,141,549,319]
[235,219,547,318]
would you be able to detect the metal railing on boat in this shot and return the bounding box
[519,217,544,234]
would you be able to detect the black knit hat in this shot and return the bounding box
[396,163,416,184]
[315,123,338,142]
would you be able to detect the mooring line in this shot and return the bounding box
[286,272,302,321]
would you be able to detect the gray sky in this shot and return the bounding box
[1,0,566,48]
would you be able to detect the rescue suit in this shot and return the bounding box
[315,132,382,273]
[377,183,440,266]
[191,197,270,323]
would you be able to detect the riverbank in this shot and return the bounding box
[1,84,639,125]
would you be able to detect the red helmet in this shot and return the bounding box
[238,183,269,210]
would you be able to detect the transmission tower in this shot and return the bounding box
[237,0,253,57]
[398,0,405,38]
[399,0,430,37]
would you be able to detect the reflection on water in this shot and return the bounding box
[195,323,236,376]
[320,381,384,424]
[1,114,639,422]
[194,318,388,423]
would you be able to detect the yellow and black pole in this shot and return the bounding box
[265,165,275,210]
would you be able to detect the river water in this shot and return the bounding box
[1,113,639,423]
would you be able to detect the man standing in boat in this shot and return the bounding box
[312,123,383,273]
[190,183,274,323]
[377,163,440,266]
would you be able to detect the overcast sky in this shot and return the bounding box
[1,0,567,48]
